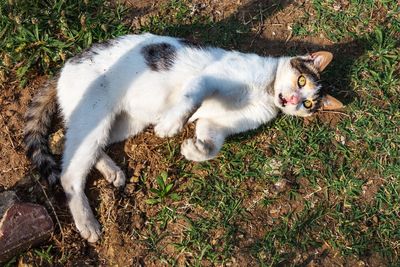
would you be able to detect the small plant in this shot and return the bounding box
[4,257,17,267]
[34,245,53,264]
[146,172,180,205]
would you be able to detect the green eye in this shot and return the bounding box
[298,75,306,87]
[303,100,313,109]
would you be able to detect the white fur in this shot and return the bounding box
[56,33,319,242]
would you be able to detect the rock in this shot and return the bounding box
[0,191,54,263]
[0,191,18,218]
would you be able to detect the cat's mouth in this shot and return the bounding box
[279,93,287,107]
[279,93,301,107]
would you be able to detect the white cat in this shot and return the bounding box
[24,33,343,242]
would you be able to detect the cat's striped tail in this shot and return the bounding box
[24,75,60,185]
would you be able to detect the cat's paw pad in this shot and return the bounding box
[104,168,126,188]
[181,138,215,161]
[154,119,183,138]
[76,215,102,243]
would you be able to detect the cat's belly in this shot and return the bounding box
[123,76,181,124]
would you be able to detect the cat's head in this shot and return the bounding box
[274,51,343,117]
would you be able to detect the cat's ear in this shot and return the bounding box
[321,94,344,110]
[308,51,333,72]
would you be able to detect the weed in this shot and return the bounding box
[146,172,180,205]
[34,245,53,264]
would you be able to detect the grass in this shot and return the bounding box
[140,0,250,47]
[5,0,400,265]
[146,172,180,205]
[0,0,129,86]
[33,245,54,265]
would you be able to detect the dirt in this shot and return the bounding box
[0,75,39,189]
[0,0,382,266]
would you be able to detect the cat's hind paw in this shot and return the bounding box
[103,167,126,188]
[75,212,102,243]
[96,155,126,188]
[181,138,216,162]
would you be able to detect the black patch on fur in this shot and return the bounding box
[69,49,98,64]
[290,58,320,81]
[180,38,203,49]
[310,93,323,113]
[141,43,176,71]
[69,39,115,64]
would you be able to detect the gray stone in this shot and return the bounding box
[0,191,54,263]
[0,191,18,218]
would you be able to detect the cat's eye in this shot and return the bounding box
[303,100,313,109]
[298,75,306,87]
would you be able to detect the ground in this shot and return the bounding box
[0,0,399,266]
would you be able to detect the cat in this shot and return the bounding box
[24,33,343,242]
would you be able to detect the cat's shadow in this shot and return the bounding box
[156,0,369,106]
[145,0,367,151]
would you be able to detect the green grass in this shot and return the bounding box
[141,0,250,47]
[146,172,180,205]
[140,0,400,265]
[6,0,400,265]
[34,245,54,265]
[0,0,129,86]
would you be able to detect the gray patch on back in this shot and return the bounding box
[141,42,176,71]
[180,38,203,49]
[69,39,116,64]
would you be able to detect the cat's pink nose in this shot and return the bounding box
[288,95,300,105]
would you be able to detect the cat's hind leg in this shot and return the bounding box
[181,119,227,161]
[95,150,126,187]
[95,112,147,187]
[61,110,116,243]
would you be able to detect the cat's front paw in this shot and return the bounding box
[181,138,216,161]
[75,213,102,243]
[154,117,183,138]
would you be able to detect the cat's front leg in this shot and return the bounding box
[154,103,199,138]
[181,119,227,161]
[155,77,213,138]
